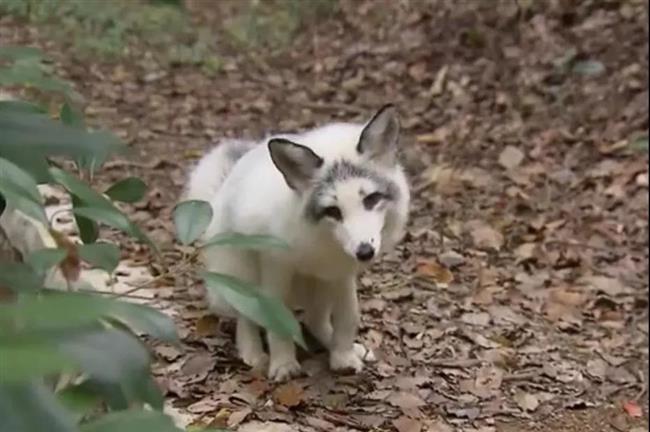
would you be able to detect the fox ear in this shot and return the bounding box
[269,138,323,191]
[357,104,400,165]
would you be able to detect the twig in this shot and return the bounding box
[79,288,155,301]
[502,370,541,382]
[428,358,483,368]
[298,101,367,115]
[635,369,647,402]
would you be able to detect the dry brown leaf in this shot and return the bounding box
[387,391,426,410]
[438,250,465,267]
[579,275,630,296]
[514,242,537,261]
[416,126,449,144]
[227,407,252,428]
[467,221,504,250]
[415,259,454,284]
[472,365,504,398]
[50,229,81,282]
[272,382,304,408]
[514,390,539,412]
[392,416,422,432]
[195,315,220,337]
[460,312,491,327]
[498,145,525,170]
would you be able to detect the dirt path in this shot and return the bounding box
[2,1,648,431]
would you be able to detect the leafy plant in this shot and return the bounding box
[0,46,187,431]
[1,45,305,431]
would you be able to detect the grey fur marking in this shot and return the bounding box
[305,159,399,222]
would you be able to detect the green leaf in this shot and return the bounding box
[0,156,42,203]
[0,110,125,169]
[0,343,74,383]
[202,232,289,250]
[0,100,47,114]
[0,156,47,223]
[60,102,85,129]
[104,177,147,203]
[78,243,120,274]
[25,248,67,275]
[72,196,99,244]
[173,200,212,245]
[58,328,159,408]
[0,263,45,292]
[202,271,306,349]
[81,409,183,432]
[572,59,605,76]
[56,383,101,424]
[0,46,42,60]
[0,382,78,432]
[49,167,113,210]
[108,301,179,345]
[72,206,157,253]
[0,291,178,344]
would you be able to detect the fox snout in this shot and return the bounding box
[355,242,375,262]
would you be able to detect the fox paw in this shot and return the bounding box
[330,348,364,373]
[353,343,376,363]
[268,358,302,382]
[240,347,268,371]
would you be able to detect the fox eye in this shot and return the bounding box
[323,206,342,221]
[363,192,384,209]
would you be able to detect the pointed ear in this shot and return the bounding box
[357,104,400,165]
[268,138,323,191]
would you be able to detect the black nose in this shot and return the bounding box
[356,243,375,262]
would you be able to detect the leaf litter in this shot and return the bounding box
[3,0,648,430]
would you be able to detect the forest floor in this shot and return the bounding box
[1,1,648,431]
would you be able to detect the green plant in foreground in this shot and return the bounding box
[0,46,304,431]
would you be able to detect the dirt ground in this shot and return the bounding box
[1,0,648,431]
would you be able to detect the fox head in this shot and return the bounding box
[268,105,404,263]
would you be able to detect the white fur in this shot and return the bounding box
[185,115,410,381]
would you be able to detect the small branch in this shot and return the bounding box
[428,358,483,368]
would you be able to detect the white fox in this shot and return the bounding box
[183,105,410,381]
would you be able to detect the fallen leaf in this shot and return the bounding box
[460,312,491,327]
[392,416,422,432]
[273,382,304,408]
[498,145,525,170]
[514,242,537,262]
[228,407,252,428]
[514,390,539,412]
[416,259,454,284]
[623,400,643,418]
[467,221,504,250]
[195,315,220,336]
[438,250,465,267]
[580,275,630,296]
[354,414,385,428]
[155,345,182,361]
[187,397,220,414]
[50,229,81,282]
[472,365,504,398]
[585,358,608,381]
[181,353,216,384]
[387,391,426,410]
[429,420,454,432]
[416,126,449,144]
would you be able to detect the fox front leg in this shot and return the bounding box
[259,257,301,381]
[328,277,373,373]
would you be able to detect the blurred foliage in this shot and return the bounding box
[0,46,303,431]
[0,0,338,71]
[224,0,338,50]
